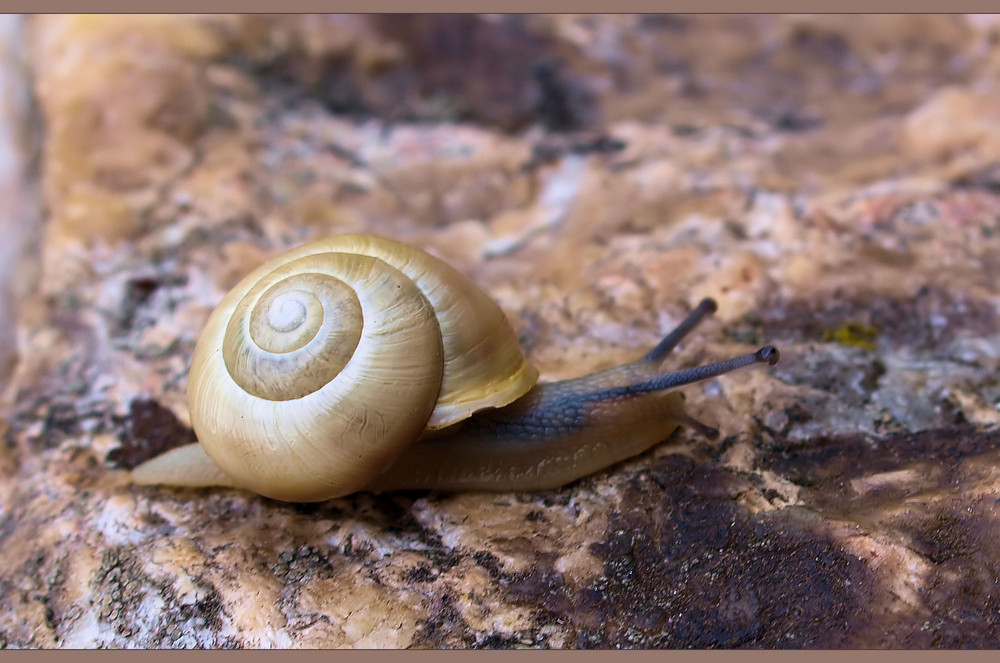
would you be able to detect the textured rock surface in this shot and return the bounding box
[3,14,1000,648]
[0,15,39,394]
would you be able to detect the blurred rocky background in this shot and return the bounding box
[3,14,1000,648]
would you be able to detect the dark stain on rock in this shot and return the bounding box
[407,565,435,584]
[425,550,463,576]
[531,60,586,132]
[42,403,99,449]
[903,508,981,565]
[775,403,814,436]
[12,394,115,453]
[761,427,1000,648]
[789,25,852,68]
[746,286,999,356]
[497,453,873,648]
[418,591,466,647]
[116,274,188,335]
[309,56,373,119]
[916,512,1000,648]
[107,399,197,470]
[117,277,162,334]
[372,15,588,131]
[590,455,870,647]
[523,133,627,171]
[338,533,374,564]
[952,164,1000,194]
[0,509,18,552]
[271,492,467,578]
[858,357,887,393]
[537,491,574,509]
[369,493,425,536]
[5,321,113,454]
[762,427,1000,500]
[638,14,691,32]
[249,15,592,133]
[756,105,824,133]
[525,509,547,523]
[277,491,422,536]
[477,632,521,649]
[139,507,172,533]
[247,49,366,120]
[506,567,572,617]
[472,550,503,580]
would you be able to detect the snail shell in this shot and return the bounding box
[182,235,536,502]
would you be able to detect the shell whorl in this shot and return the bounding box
[188,235,538,502]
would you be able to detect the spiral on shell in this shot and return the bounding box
[188,235,538,502]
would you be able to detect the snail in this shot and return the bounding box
[130,234,779,502]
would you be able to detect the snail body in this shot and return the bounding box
[131,235,779,502]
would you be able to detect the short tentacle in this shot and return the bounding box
[642,298,719,363]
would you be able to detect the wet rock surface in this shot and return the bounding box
[2,14,1000,648]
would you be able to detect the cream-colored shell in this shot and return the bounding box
[183,234,537,502]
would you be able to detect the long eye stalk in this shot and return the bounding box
[632,345,779,396]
